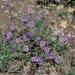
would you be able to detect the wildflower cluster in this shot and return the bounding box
[0,5,71,73]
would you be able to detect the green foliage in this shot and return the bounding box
[36,20,50,38]
[36,20,68,56]
[59,9,69,19]
[65,72,75,75]
[48,35,68,55]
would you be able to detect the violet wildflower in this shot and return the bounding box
[27,31,34,37]
[47,51,60,64]
[43,46,51,53]
[20,15,30,24]
[23,35,30,42]
[54,56,60,64]
[31,56,43,65]
[60,35,72,44]
[23,32,34,42]
[23,45,29,52]
[64,36,72,44]
[46,51,55,59]
[6,31,13,40]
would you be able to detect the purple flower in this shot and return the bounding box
[6,31,13,40]
[40,41,46,48]
[54,56,60,64]
[64,36,72,44]
[20,15,30,24]
[47,51,60,64]
[43,46,51,53]
[31,56,43,65]
[28,20,35,28]
[23,32,34,42]
[60,35,72,44]
[27,31,34,37]
[23,45,29,52]
[23,35,30,42]
[46,51,55,59]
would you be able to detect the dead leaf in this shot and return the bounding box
[23,64,30,75]
[57,5,64,10]
[68,7,75,13]
[60,21,67,28]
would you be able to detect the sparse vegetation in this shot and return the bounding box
[0,0,75,75]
